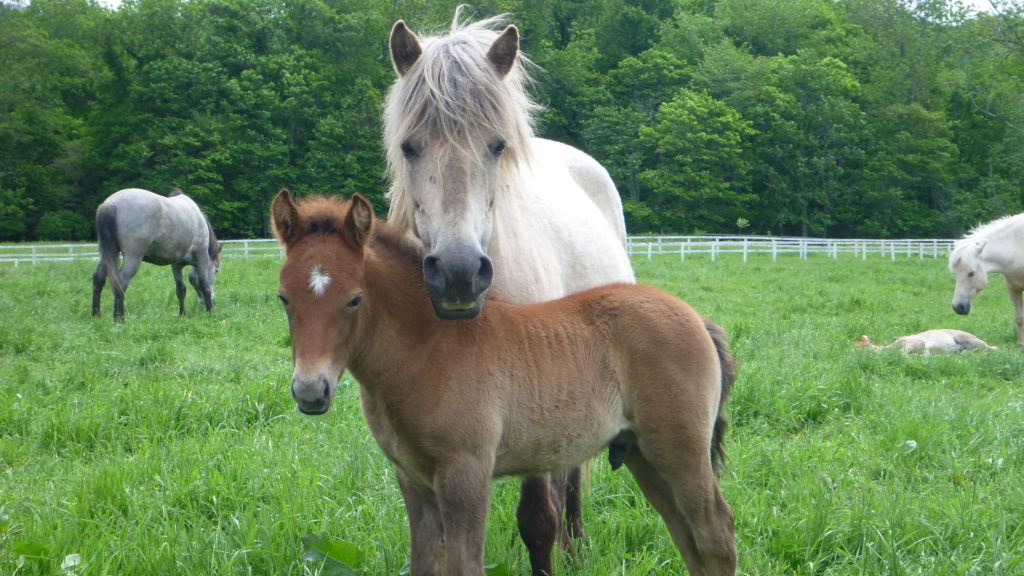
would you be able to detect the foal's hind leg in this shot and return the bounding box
[172,265,187,315]
[624,447,735,576]
[92,262,106,316]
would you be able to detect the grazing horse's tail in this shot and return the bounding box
[704,319,736,474]
[95,203,121,294]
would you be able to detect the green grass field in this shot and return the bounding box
[2,253,1023,575]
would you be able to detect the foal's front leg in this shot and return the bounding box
[396,468,446,575]
[434,456,493,576]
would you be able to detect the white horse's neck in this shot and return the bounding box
[484,140,634,305]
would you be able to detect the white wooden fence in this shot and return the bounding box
[626,236,955,262]
[0,236,955,266]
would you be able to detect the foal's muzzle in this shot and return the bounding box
[423,250,493,320]
[291,375,333,415]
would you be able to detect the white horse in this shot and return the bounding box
[383,11,635,576]
[857,330,996,355]
[949,213,1024,347]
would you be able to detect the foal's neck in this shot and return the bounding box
[349,229,444,377]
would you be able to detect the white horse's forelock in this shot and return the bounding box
[384,13,539,225]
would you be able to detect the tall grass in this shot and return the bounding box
[1,254,1022,575]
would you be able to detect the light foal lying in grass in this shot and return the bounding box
[271,190,737,576]
[857,329,996,354]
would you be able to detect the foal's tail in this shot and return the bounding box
[704,319,736,474]
[95,203,121,294]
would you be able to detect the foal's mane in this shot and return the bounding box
[384,11,539,227]
[291,196,424,273]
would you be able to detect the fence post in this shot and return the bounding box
[743,238,748,263]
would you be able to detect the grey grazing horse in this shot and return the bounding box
[92,188,221,320]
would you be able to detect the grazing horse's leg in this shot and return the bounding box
[625,444,736,576]
[172,265,187,315]
[434,456,492,576]
[1008,284,1024,347]
[396,468,446,575]
[113,256,142,321]
[189,264,215,312]
[518,475,559,576]
[92,262,107,316]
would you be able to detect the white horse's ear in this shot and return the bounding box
[974,240,987,254]
[271,189,300,244]
[487,25,519,78]
[390,21,422,77]
[345,194,374,248]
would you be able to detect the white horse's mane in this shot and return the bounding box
[383,11,539,227]
[950,212,1024,271]
[962,213,1024,242]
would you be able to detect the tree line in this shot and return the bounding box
[1,0,1023,241]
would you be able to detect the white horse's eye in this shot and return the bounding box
[968,272,975,278]
[489,140,507,156]
[401,140,418,159]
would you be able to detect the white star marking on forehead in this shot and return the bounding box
[309,265,331,298]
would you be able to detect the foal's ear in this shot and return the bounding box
[344,194,374,249]
[390,21,422,77]
[271,188,301,244]
[487,25,519,78]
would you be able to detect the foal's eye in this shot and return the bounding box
[400,140,418,159]
[278,294,289,307]
[346,294,363,308]
[489,140,507,157]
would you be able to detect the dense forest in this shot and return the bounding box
[1,0,1023,240]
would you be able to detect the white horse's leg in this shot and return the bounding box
[114,256,143,320]
[433,455,492,576]
[396,468,446,576]
[172,265,187,315]
[1008,285,1024,347]
[516,475,559,576]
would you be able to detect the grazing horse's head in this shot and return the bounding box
[272,189,372,415]
[949,240,988,315]
[384,13,536,319]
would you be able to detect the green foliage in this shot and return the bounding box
[4,0,1024,239]
[34,209,92,240]
[638,89,755,232]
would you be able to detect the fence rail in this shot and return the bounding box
[626,236,955,262]
[0,236,956,266]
